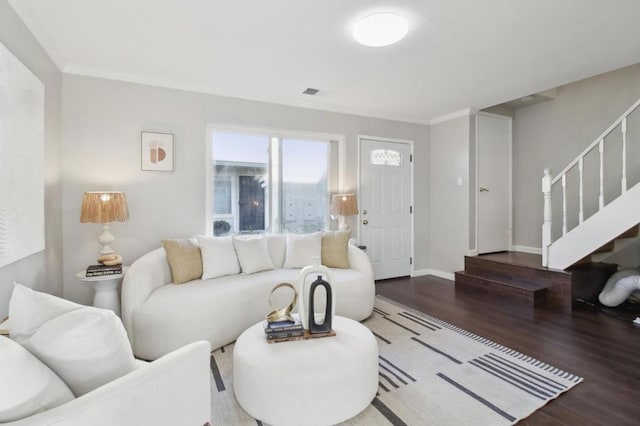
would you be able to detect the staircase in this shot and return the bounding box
[543,98,640,269]
[455,98,640,311]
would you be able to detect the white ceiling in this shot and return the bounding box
[10,0,640,124]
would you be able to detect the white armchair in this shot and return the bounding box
[5,341,212,426]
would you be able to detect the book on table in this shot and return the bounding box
[86,264,123,277]
[267,329,336,344]
[264,317,304,339]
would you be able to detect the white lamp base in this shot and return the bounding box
[338,216,350,231]
[98,223,115,254]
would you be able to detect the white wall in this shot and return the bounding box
[0,0,63,317]
[61,75,430,304]
[513,64,640,248]
[429,116,471,275]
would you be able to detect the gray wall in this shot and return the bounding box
[429,116,471,274]
[513,64,640,248]
[0,1,63,317]
[61,75,430,304]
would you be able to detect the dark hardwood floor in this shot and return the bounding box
[376,275,640,425]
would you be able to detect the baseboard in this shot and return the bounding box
[411,269,431,277]
[428,269,455,281]
[411,269,455,281]
[512,245,542,255]
[467,249,478,256]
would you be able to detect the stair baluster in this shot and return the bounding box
[622,118,627,193]
[542,168,552,267]
[562,174,567,236]
[541,98,640,269]
[599,139,604,210]
[578,157,584,224]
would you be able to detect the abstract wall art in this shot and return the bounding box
[0,40,45,269]
[141,131,174,172]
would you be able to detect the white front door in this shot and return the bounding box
[477,113,511,254]
[359,138,412,280]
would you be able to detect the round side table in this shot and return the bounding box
[76,267,128,317]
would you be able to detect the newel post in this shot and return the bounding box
[541,168,552,267]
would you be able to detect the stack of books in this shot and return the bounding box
[264,318,304,341]
[86,264,123,277]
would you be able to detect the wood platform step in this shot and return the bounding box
[455,252,618,312]
[454,271,547,307]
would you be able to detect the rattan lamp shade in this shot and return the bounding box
[80,191,129,256]
[331,194,358,231]
[330,194,358,217]
[80,192,129,224]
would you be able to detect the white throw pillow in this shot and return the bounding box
[197,236,241,279]
[233,236,275,274]
[0,337,74,422]
[283,231,323,268]
[9,282,82,344]
[9,284,136,396]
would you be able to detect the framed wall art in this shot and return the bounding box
[0,40,45,268]
[141,131,174,172]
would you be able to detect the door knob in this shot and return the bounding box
[480,187,490,192]
[362,219,369,225]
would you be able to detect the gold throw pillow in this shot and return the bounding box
[321,230,351,269]
[162,238,202,284]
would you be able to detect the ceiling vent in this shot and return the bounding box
[303,88,320,96]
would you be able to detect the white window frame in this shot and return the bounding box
[205,124,346,236]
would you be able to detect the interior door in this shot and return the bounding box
[359,139,412,280]
[477,113,511,253]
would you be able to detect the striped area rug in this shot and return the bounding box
[209,296,582,425]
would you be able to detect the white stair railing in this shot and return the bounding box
[542,98,640,267]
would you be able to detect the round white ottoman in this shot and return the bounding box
[233,316,378,426]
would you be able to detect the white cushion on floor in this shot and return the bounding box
[0,336,74,422]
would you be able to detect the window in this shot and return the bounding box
[371,149,402,166]
[209,129,338,235]
[213,176,232,215]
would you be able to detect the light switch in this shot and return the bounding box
[456,177,463,186]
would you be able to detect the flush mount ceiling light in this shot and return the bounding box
[353,12,408,47]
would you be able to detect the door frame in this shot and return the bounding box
[357,135,415,276]
[473,112,513,255]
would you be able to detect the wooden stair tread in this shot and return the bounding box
[454,271,547,307]
[470,252,568,273]
[455,271,548,291]
[456,252,618,313]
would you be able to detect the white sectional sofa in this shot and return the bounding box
[122,234,375,360]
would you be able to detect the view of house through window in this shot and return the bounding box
[210,130,331,235]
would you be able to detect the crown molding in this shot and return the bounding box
[429,108,477,125]
[9,0,67,71]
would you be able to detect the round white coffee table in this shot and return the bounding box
[76,267,128,316]
[233,315,378,426]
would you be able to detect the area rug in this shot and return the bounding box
[209,295,582,425]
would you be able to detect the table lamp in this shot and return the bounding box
[330,194,358,231]
[80,191,129,257]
